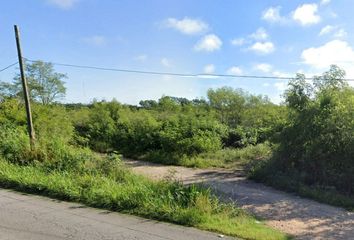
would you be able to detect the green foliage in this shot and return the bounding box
[0,99,75,144]
[2,62,351,209]
[0,117,287,240]
[0,158,288,239]
[71,88,282,167]
[155,114,226,155]
[0,98,27,125]
[1,61,67,104]
[115,108,161,155]
[0,124,31,164]
[33,104,74,144]
[181,143,273,169]
[254,65,354,197]
[207,87,246,127]
[85,101,120,151]
[79,100,228,160]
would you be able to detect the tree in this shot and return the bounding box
[207,87,246,127]
[0,82,14,101]
[275,65,354,193]
[4,61,67,104]
[284,73,313,111]
[313,65,347,91]
[139,100,158,109]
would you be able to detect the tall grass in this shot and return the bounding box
[0,125,289,240]
[179,143,272,169]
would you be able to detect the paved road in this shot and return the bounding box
[0,189,232,240]
[125,159,354,240]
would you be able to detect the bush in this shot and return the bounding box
[0,123,99,173]
[32,104,74,144]
[0,139,288,240]
[182,143,273,168]
[255,66,354,196]
[77,102,228,163]
[0,124,31,164]
[114,108,161,155]
[156,115,226,156]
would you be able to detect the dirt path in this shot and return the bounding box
[124,159,354,240]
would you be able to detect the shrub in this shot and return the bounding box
[182,143,273,168]
[258,66,354,195]
[0,124,31,164]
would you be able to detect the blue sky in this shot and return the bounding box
[1,0,354,104]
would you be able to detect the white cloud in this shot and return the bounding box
[274,82,287,91]
[319,25,347,38]
[231,28,269,48]
[263,83,270,87]
[227,66,243,75]
[262,6,285,23]
[231,38,245,46]
[329,11,337,18]
[194,34,222,52]
[301,40,354,80]
[254,63,272,73]
[203,64,215,74]
[249,41,275,54]
[320,0,331,6]
[46,0,79,9]
[301,40,354,68]
[272,71,292,78]
[164,17,208,35]
[249,27,268,41]
[319,25,335,35]
[292,4,321,26]
[82,35,106,46]
[197,74,220,79]
[134,54,148,62]
[334,29,347,38]
[161,58,171,67]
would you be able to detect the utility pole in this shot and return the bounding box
[14,25,35,149]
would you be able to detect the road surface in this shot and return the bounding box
[0,189,233,240]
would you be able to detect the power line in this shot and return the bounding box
[24,58,354,81]
[25,58,199,77]
[0,62,18,72]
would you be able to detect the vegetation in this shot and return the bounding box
[0,61,292,239]
[0,60,66,104]
[0,124,288,240]
[178,143,273,169]
[0,60,353,238]
[250,66,354,209]
[70,92,284,168]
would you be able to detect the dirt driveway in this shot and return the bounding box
[124,159,354,240]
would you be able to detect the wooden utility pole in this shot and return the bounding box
[14,25,35,149]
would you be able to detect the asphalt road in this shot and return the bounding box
[0,189,232,240]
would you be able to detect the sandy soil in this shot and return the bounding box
[124,159,354,240]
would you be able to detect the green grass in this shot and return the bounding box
[182,143,272,169]
[0,158,290,240]
[142,143,272,169]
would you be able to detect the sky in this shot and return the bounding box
[1,0,354,104]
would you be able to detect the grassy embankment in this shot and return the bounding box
[0,124,289,240]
